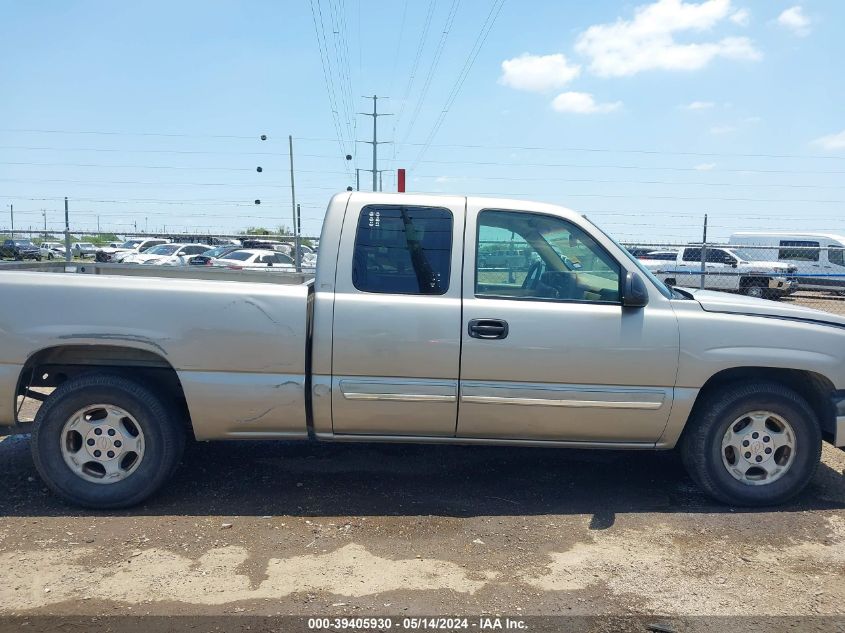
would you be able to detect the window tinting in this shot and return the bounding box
[779,240,819,262]
[475,210,621,303]
[829,245,845,267]
[352,205,453,295]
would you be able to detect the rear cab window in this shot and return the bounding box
[352,204,453,295]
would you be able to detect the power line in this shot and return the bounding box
[411,0,505,167]
[399,0,461,145]
[410,157,845,175]
[0,128,263,140]
[309,0,353,173]
[298,136,845,162]
[393,0,437,131]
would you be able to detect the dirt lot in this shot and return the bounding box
[1,292,844,629]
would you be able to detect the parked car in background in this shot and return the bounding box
[211,248,295,271]
[124,243,209,265]
[642,245,797,299]
[189,244,242,266]
[99,238,168,262]
[0,239,42,261]
[730,232,845,294]
[636,249,677,262]
[39,241,67,259]
[71,242,97,259]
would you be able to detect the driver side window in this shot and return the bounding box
[475,210,621,303]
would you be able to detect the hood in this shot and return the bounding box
[741,260,795,273]
[685,288,845,328]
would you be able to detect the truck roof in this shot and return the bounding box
[731,231,845,243]
[338,191,584,220]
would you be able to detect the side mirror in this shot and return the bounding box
[731,261,737,268]
[622,271,649,308]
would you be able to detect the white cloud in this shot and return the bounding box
[499,53,581,92]
[684,100,715,110]
[695,162,717,170]
[777,6,811,37]
[812,130,845,151]
[709,124,736,134]
[574,0,762,78]
[551,92,622,114]
[729,8,750,26]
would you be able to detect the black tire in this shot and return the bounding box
[31,372,185,509]
[742,284,766,299]
[681,381,821,506]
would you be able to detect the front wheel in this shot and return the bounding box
[31,373,185,509]
[681,381,821,506]
[743,284,766,299]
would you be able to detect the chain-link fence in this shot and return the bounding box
[625,242,845,317]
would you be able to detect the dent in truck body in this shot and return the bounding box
[0,364,22,426]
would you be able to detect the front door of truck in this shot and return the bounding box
[331,197,465,436]
[456,204,679,443]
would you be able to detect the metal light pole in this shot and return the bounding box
[8,204,13,239]
[64,197,71,262]
[289,135,301,272]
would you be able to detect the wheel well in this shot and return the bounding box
[16,345,193,435]
[689,366,836,440]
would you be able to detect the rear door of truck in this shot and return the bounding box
[330,195,466,436]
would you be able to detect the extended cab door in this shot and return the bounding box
[330,195,465,436]
[457,202,679,443]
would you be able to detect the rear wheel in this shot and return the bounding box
[681,381,821,506]
[31,373,185,509]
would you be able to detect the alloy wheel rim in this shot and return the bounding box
[720,410,796,486]
[60,404,145,484]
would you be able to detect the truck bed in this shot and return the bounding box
[0,269,311,438]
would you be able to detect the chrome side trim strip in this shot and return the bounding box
[342,392,457,403]
[461,395,662,409]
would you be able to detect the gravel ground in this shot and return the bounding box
[1,291,844,629]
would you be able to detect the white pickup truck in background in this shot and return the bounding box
[640,245,798,299]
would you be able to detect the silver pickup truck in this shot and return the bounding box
[2,192,844,508]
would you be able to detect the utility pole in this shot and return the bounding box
[42,209,47,233]
[8,204,13,239]
[700,213,708,290]
[356,168,360,191]
[289,135,301,272]
[359,95,392,192]
[64,197,71,262]
[97,215,100,235]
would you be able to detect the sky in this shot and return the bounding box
[1,0,844,243]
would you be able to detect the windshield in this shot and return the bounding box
[204,245,232,257]
[120,240,142,248]
[146,244,179,255]
[585,217,674,299]
[222,251,253,261]
[14,240,34,246]
[78,243,94,248]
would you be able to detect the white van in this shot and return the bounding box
[730,232,845,293]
